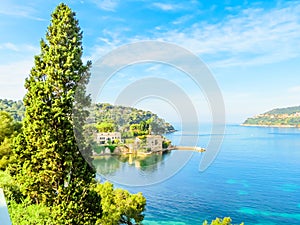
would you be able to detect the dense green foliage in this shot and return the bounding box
[243,105,300,127]
[129,121,150,136]
[0,111,15,143]
[0,111,21,170]
[9,199,53,225]
[1,170,146,225]
[202,217,244,225]
[92,103,175,134]
[95,182,146,225]
[96,121,116,132]
[0,170,23,204]
[0,99,25,121]
[0,99,176,135]
[266,105,300,115]
[0,171,50,224]
[244,116,300,126]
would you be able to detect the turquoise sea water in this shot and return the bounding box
[96,124,300,225]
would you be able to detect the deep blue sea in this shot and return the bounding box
[95,124,300,225]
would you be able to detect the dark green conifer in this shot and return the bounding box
[13,3,100,223]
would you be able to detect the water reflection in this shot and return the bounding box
[93,151,172,176]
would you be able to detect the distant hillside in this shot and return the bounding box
[0,99,175,133]
[0,99,25,121]
[243,105,300,127]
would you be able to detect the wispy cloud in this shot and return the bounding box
[85,27,131,61]
[0,0,45,21]
[0,43,18,51]
[172,15,194,25]
[0,42,39,52]
[158,2,300,67]
[91,0,119,11]
[88,2,300,69]
[152,3,178,11]
[152,1,198,12]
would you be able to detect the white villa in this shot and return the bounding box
[95,132,121,144]
[93,131,167,155]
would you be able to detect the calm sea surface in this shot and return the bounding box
[94,124,300,225]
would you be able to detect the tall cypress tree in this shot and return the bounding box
[13,4,100,222]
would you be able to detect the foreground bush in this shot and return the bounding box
[203,217,244,225]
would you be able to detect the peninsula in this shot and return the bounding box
[242,105,300,128]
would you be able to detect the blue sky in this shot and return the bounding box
[0,0,300,123]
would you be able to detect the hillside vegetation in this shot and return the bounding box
[0,99,25,121]
[92,103,175,134]
[243,105,300,127]
[0,99,175,134]
[266,106,300,115]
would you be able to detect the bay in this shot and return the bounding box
[94,124,300,225]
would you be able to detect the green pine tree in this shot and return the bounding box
[13,3,101,223]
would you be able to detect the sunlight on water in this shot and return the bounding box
[277,183,300,192]
[238,207,300,220]
[226,179,250,188]
[238,190,248,195]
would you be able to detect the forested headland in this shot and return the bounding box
[242,105,300,127]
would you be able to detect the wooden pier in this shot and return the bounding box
[173,146,206,152]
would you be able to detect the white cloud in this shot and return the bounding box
[152,3,177,11]
[91,0,119,11]
[152,1,198,12]
[88,2,300,69]
[0,43,18,51]
[85,39,121,62]
[172,15,194,25]
[158,2,300,67]
[84,27,131,62]
[0,43,39,52]
[0,0,45,21]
